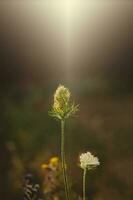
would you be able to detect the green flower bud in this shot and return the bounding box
[49,84,79,120]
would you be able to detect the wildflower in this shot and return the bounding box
[49,84,79,200]
[50,157,59,166]
[79,151,100,170]
[79,151,100,200]
[54,85,70,110]
[49,84,78,120]
[41,164,49,170]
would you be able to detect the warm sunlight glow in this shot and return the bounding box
[2,0,129,81]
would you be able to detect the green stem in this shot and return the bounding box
[61,120,70,200]
[83,169,86,200]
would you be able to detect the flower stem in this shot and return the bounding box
[61,120,70,200]
[83,169,86,200]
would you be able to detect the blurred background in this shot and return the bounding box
[0,1,133,200]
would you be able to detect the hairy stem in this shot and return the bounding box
[83,169,86,200]
[61,120,70,200]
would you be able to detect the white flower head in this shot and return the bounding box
[79,151,100,170]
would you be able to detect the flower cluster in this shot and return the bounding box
[79,152,100,170]
[41,157,60,171]
[49,85,78,120]
[41,157,61,196]
[54,85,70,110]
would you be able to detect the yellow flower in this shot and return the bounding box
[49,157,59,167]
[41,163,49,169]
